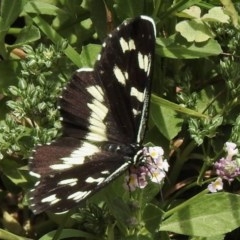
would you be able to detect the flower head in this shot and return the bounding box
[124,146,169,191]
[214,157,240,182]
[123,166,148,191]
[208,177,223,193]
[148,146,164,160]
[148,167,166,183]
[214,142,240,183]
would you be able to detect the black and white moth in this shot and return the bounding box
[29,15,156,214]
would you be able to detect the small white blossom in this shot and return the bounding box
[208,177,223,193]
[225,142,238,159]
[214,142,240,182]
[148,146,164,160]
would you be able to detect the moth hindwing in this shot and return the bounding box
[29,15,156,214]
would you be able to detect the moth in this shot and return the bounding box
[29,15,156,214]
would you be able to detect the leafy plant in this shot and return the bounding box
[1,0,240,239]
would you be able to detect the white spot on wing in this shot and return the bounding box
[62,142,99,164]
[41,194,60,205]
[132,108,140,116]
[89,115,105,129]
[113,65,128,85]
[50,142,99,169]
[87,85,104,102]
[50,164,72,170]
[58,178,78,187]
[86,86,108,141]
[138,53,151,75]
[131,87,144,102]
[29,171,41,178]
[85,176,105,184]
[87,101,108,141]
[128,39,136,50]
[68,191,90,201]
[86,132,107,142]
[34,181,40,187]
[77,68,93,72]
[119,37,136,53]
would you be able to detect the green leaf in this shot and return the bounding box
[196,85,224,113]
[125,235,152,240]
[150,94,208,140]
[0,0,25,29]
[221,0,239,28]
[0,98,9,121]
[0,60,20,91]
[86,0,108,41]
[143,204,163,232]
[0,0,26,58]
[160,0,202,19]
[0,229,30,240]
[140,182,162,206]
[0,158,28,186]
[176,19,214,42]
[151,94,207,118]
[80,44,101,67]
[161,193,240,237]
[191,236,224,240]
[105,196,130,234]
[202,7,230,23]
[23,0,65,15]
[150,102,183,140]
[176,5,201,18]
[156,36,222,59]
[39,229,99,240]
[8,25,40,48]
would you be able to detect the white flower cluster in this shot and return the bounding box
[124,146,169,191]
[208,142,239,193]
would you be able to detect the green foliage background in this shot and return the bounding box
[1,0,240,239]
